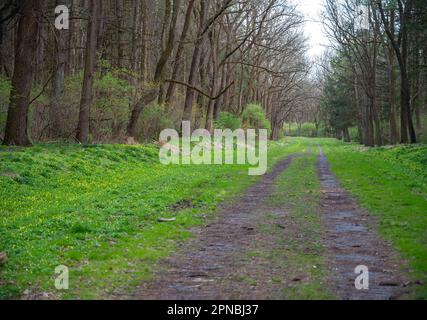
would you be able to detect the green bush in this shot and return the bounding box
[30,70,134,142]
[349,127,359,142]
[284,122,318,137]
[420,115,427,144]
[215,112,242,130]
[0,75,11,138]
[138,104,174,141]
[92,71,133,140]
[302,123,317,137]
[242,103,271,131]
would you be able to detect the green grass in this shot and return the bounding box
[2,137,426,300]
[317,139,427,299]
[0,140,300,299]
[270,152,334,300]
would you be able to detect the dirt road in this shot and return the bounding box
[135,151,409,300]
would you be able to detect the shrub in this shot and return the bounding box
[349,127,359,142]
[29,70,134,142]
[215,112,242,130]
[241,103,271,131]
[92,71,133,141]
[301,123,317,137]
[138,104,174,141]
[284,122,317,137]
[0,75,11,139]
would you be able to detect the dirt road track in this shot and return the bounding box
[137,155,297,300]
[135,151,410,300]
[318,148,408,300]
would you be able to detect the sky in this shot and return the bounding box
[292,0,329,60]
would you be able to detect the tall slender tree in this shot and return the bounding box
[3,0,47,146]
[76,0,100,143]
[378,0,417,143]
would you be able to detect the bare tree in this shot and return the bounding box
[377,0,417,143]
[76,0,100,143]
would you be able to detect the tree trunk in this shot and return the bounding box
[130,0,140,76]
[140,0,147,79]
[411,49,422,138]
[378,0,417,144]
[343,127,351,142]
[388,47,399,144]
[365,100,375,147]
[0,9,5,76]
[76,0,100,143]
[400,58,416,143]
[371,38,382,147]
[114,0,124,68]
[127,0,181,138]
[3,1,46,146]
[400,26,417,144]
[50,0,70,139]
[205,28,220,132]
[165,0,196,105]
[353,73,365,145]
[196,44,208,114]
[182,0,207,124]
[213,63,227,121]
[372,101,382,146]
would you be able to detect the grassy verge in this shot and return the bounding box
[0,139,301,299]
[318,139,427,299]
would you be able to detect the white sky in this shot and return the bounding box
[292,0,329,60]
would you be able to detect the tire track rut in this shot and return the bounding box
[136,155,298,300]
[318,148,409,300]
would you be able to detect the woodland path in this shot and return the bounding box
[135,151,409,300]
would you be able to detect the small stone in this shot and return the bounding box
[192,278,214,283]
[158,217,176,223]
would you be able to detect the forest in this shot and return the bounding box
[0,0,426,302]
[0,0,426,146]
